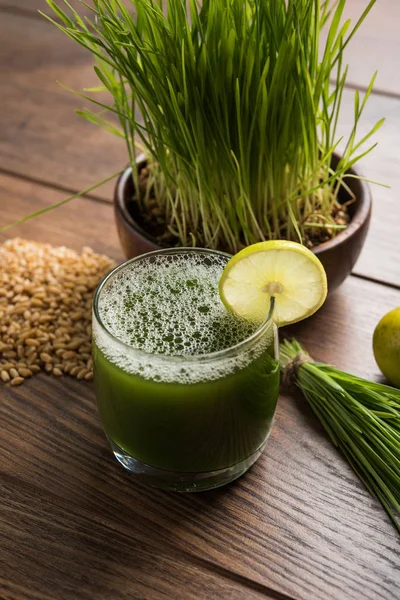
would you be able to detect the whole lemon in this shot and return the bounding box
[373,307,400,388]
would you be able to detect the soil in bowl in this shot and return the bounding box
[128,163,352,252]
[129,165,178,247]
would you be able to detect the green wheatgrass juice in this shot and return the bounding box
[93,250,279,474]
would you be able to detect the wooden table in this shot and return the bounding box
[1,2,399,598]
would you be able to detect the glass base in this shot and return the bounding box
[109,439,267,492]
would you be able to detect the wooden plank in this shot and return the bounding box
[322,0,400,95]
[336,88,400,287]
[0,175,123,262]
[0,0,93,9]
[0,11,127,201]
[1,479,272,600]
[0,0,132,18]
[0,174,399,600]
[0,10,399,287]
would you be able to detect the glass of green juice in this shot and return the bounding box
[92,248,279,492]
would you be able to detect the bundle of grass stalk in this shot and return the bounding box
[280,339,400,533]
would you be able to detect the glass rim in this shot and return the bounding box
[93,247,275,364]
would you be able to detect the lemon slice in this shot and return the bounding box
[219,241,328,326]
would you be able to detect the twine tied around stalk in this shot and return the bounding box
[282,351,313,388]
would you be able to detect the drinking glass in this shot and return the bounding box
[93,248,279,491]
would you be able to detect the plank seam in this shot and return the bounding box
[2,166,400,294]
[1,469,298,600]
[174,552,298,600]
[335,79,400,101]
[351,271,400,292]
[0,167,112,206]
[0,4,43,20]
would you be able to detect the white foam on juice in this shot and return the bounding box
[93,252,273,384]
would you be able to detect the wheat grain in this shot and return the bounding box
[0,238,115,385]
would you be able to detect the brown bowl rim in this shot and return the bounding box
[114,162,168,247]
[115,157,372,253]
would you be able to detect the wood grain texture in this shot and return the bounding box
[0,11,127,200]
[1,4,399,600]
[1,471,273,600]
[0,382,292,600]
[0,0,133,19]
[321,0,400,95]
[336,88,400,287]
[0,173,123,262]
[1,175,399,600]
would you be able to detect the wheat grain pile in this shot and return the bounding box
[0,238,115,386]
